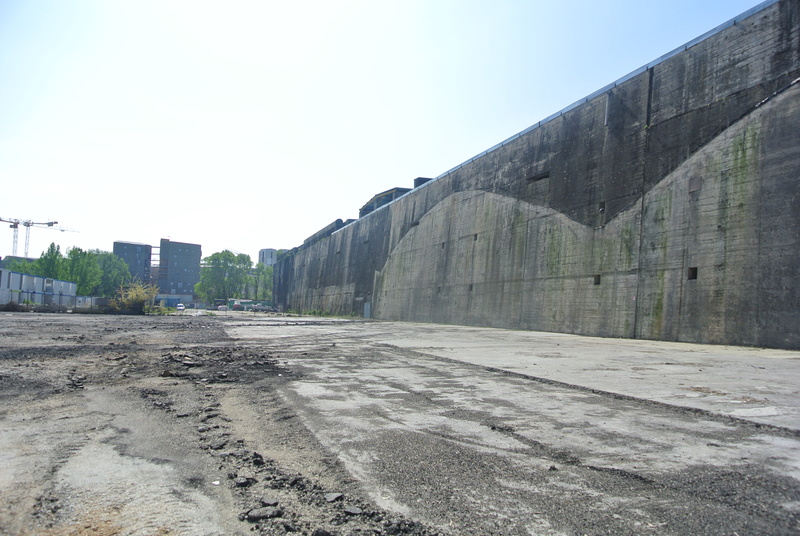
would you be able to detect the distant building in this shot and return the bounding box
[258,248,278,266]
[155,239,201,305]
[113,238,201,307]
[0,256,36,270]
[113,241,152,282]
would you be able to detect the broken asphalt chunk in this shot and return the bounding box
[260,495,279,507]
[204,439,227,450]
[246,507,282,521]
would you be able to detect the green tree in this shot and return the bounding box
[3,244,132,298]
[63,247,102,296]
[3,257,39,276]
[230,253,252,298]
[195,251,234,304]
[91,250,130,297]
[194,251,253,304]
[252,262,273,301]
[5,243,64,278]
[37,243,65,279]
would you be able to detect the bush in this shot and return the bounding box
[108,281,159,314]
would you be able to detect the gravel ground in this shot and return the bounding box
[0,312,442,536]
[1,312,799,536]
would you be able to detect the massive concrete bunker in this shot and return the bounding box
[275,0,800,349]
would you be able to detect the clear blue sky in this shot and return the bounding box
[0,0,767,261]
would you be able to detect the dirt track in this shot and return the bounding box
[0,313,441,536]
[1,312,799,536]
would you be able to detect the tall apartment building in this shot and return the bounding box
[113,241,152,282]
[258,248,278,266]
[156,238,201,297]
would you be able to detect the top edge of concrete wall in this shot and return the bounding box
[329,0,781,236]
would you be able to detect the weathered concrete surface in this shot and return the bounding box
[229,317,800,432]
[226,316,800,535]
[275,0,800,349]
[5,313,798,535]
[357,322,800,432]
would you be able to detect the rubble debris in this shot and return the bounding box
[246,507,283,521]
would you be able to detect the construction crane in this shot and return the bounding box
[0,217,75,257]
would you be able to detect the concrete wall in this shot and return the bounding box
[275,0,800,349]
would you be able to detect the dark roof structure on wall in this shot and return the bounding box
[359,188,412,218]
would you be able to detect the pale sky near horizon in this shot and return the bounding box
[0,0,767,262]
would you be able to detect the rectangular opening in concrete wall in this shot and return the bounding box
[441,242,445,249]
[527,171,550,183]
[688,267,698,280]
[469,284,473,292]
[474,234,478,241]
[437,286,441,294]
[594,274,601,285]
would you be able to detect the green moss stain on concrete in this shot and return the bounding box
[591,219,637,273]
[641,185,675,339]
[718,126,760,229]
[708,124,761,339]
[545,224,564,277]
[620,223,636,267]
[651,269,666,337]
[481,195,500,277]
[731,126,760,206]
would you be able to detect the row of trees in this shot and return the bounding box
[194,250,278,304]
[4,244,281,305]
[4,243,130,296]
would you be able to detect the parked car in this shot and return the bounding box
[176,304,185,312]
[217,305,228,311]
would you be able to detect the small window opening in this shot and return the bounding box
[441,242,445,249]
[593,274,601,285]
[474,234,478,241]
[437,286,441,294]
[526,171,550,183]
[688,267,698,280]
[469,284,474,292]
